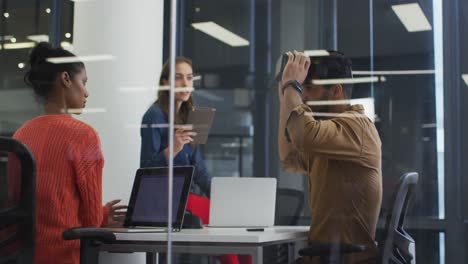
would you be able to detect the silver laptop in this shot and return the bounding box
[209,177,277,227]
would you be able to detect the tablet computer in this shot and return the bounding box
[186,107,216,144]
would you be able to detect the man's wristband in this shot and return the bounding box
[282,80,303,95]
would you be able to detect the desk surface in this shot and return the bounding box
[113,226,309,244]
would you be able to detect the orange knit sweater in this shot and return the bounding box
[13,114,108,264]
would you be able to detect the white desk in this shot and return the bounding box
[100,226,309,264]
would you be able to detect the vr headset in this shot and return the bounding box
[276,51,352,83]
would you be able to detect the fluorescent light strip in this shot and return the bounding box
[47,55,115,64]
[137,124,194,130]
[118,86,195,93]
[312,76,381,85]
[191,22,249,47]
[305,112,369,119]
[158,86,195,92]
[307,99,351,106]
[66,108,107,114]
[307,98,375,121]
[391,3,432,32]
[462,74,468,86]
[304,50,330,57]
[27,34,49,42]
[433,0,445,219]
[353,70,435,75]
[0,42,35,50]
[439,233,445,264]
[193,75,202,81]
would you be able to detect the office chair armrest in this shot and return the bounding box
[63,227,116,244]
[299,241,367,257]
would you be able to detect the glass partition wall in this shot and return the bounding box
[164,0,465,263]
[0,0,466,263]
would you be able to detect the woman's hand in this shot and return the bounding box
[174,129,197,153]
[163,129,197,160]
[104,199,127,227]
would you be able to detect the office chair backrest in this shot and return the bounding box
[381,172,418,264]
[0,136,36,264]
[275,188,304,225]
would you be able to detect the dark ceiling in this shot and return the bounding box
[181,0,455,72]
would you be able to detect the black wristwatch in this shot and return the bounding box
[282,80,303,95]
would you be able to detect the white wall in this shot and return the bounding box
[73,0,164,263]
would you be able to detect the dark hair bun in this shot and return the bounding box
[29,42,55,66]
[24,42,84,101]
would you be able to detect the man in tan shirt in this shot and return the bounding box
[277,51,382,264]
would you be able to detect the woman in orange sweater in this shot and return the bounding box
[13,42,125,264]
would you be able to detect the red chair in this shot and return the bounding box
[186,194,252,264]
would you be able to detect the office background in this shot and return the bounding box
[0,0,467,263]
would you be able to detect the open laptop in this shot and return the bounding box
[209,177,277,228]
[106,166,194,233]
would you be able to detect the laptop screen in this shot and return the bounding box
[131,174,185,222]
[124,166,194,228]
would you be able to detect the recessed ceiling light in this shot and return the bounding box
[191,21,249,47]
[45,8,51,14]
[3,12,10,18]
[0,42,36,50]
[18,63,25,69]
[391,3,432,32]
[61,41,74,51]
[27,34,49,42]
[65,33,72,38]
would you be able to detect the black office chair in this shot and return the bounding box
[380,172,418,264]
[0,136,36,264]
[298,172,418,264]
[264,188,305,264]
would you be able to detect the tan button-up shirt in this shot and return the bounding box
[283,104,382,264]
